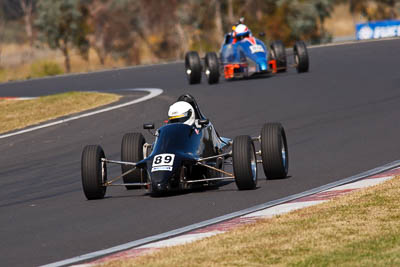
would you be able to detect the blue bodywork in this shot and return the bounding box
[220,34,270,76]
[135,123,229,193]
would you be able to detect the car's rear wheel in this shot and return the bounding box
[205,52,220,84]
[260,123,288,179]
[294,41,309,73]
[81,145,107,200]
[185,51,202,84]
[270,40,287,72]
[233,135,257,190]
[121,133,147,190]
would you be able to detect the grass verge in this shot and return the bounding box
[0,91,120,134]
[0,44,152,83]
[102,176,400,266]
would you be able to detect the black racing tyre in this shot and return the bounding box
[205,52,220,84]
[232,135,257,190]
[260,123,289,179]
[121,133,147,190]
[185,51,202,84]
[294,40,309,73]
[81,145,107,200]
[270,40,287,72]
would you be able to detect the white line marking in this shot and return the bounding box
[0,97,38,100]
[242,201,326,218]
[324,176,394,191]
[0,88,163,139]
[139,231,223,249]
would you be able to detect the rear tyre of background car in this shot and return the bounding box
[270,40,287,72]
[205,52,220,84]
[294,41,309,73]
[81,145,107,200]
[232,135,257,190]
[121,133,147,190]
[260,123,289,179]
[185,51,202,84]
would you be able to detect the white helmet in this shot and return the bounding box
[234,24,251,40]
[168,101,195,125]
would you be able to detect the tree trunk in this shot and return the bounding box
[175,21,187,58]
[98,49,106,65]
[88,0,113,66]
[228,0,234,25]
[0,19,4,66]
[19,0,34,47]
[62,44,71,73]
[93,31,107,65]
[213,0,223,45]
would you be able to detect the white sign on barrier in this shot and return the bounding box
[356,20,400,40]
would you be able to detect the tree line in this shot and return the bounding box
[1,0,399,72]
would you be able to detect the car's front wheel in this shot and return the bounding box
[81,145,107,200]
[185,51,202,84]
[260,123,289,179]
[205,52,220,84]
[233,135,257,190]
[294,41,309,73]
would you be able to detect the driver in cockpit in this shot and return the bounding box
[232,23,252,43]
[167,101,196,126]
[167,94,209,128]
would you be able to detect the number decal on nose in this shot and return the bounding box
[152,154,175,172]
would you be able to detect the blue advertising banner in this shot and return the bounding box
[356,20,400,40]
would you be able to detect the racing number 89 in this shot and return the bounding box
[164,155,172,163]
[153,154,175,166]
[154,156,162,164]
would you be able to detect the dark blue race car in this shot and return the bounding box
[81,94,289,199]
[185,23,309,85]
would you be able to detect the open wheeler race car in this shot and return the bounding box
[81,95,289,199]
[185,22,309,84]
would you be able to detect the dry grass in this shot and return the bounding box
[0,91,120,134]
[0,44,127,83]
[0,42,160,83]
[324,3,361,37]
[102,176,400,266]
[0,4,367,84]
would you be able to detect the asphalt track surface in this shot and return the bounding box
[1,39,400,266]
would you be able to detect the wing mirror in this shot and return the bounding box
[143,123,155,130]
[198,119,209,126]
[143,123,157,136]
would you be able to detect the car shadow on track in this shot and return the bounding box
[103,180,239,199]
[220,71,302,84]
[105,175,292,199]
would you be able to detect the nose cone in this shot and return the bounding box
[258,60,267,71]
[150,171,171,192]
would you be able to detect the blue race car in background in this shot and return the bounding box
[185,24,309,85]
